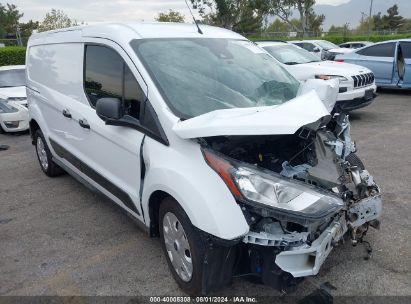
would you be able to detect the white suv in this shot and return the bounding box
[26,23,382,295]
[290,40,353,60]
[258,42,377,111]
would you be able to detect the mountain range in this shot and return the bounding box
[314,0,411,30]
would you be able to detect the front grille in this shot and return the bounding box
[352,73,375,88]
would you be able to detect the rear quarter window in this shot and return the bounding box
[400,42,411,59]
[27,43,84,101]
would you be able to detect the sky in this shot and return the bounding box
[11,0,351,23]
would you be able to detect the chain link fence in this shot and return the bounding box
[0,38,29,47]
[243,29,411,39]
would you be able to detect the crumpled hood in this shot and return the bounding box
[173,91,330,139]
[303,60,371,76]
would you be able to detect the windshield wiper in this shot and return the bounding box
[284,62,300,65]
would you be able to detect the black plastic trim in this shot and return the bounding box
[336,91,377,111]
[49,138,140,215]
[52,156,149,234]
[106,114,169,146]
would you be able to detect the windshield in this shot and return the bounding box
[0,69,25,88]
[315,40,339,51]
[263,45,320,65]
[131,39,300,119]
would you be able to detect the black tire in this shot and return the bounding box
[0,124,4,134]
[346,153,365,170]
[34,129,64,177]
[159,197,205,295]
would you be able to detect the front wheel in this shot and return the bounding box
[159,197,205,295]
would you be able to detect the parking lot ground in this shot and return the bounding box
[0,90,410,299]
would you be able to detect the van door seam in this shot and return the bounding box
[139,135,147,222]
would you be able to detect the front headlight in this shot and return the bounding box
[203,149,343,220]
[0,99,19,113]
[315,75,348,82]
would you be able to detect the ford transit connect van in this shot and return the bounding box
[26,23,382,295]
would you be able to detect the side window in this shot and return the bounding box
[357,42,396,57]
[124,65,144,119]
[400,42,411,59]
[84,45,144,120]
[303,43,315,52]
[84,45,123,106]
[294,43,303,48]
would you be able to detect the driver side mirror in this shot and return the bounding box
[96,97,123,120]
[313,47,321,53]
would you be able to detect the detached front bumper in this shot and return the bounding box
[242,195,382,279]
[275,216,347,277]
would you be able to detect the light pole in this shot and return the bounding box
[368,0,374,38]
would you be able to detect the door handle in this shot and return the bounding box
[62,109,72,118]
[79,119,90,129]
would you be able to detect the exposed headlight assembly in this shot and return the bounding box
[203,149,343,222]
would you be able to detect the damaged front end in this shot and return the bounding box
[199,113,382,292]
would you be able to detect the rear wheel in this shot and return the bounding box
[34,129,64,177]
[159,197,205,295]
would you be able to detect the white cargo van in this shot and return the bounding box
[26,23,382,295]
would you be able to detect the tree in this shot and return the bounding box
[295,0,316,35]
[19,20,39,37]
[190,0,265,33]
[265,19,291,33]
[328,23,350,35]
[355,16,374,34]
[155,10,185,23]
[232,2,263,33]
[256,0,300,33]
[257,0,324,36]
[190,0,240,29]
[373,5,404,31]
[384,4,404,30]
[306,8,324,34]
[0,3,23,38]
[401,19,411,31]
[38,9,76,32]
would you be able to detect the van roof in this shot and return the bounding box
[29,22,245,45]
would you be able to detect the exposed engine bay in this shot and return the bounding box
[200,113,382,291]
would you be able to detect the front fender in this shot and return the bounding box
[141,139,249,240]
